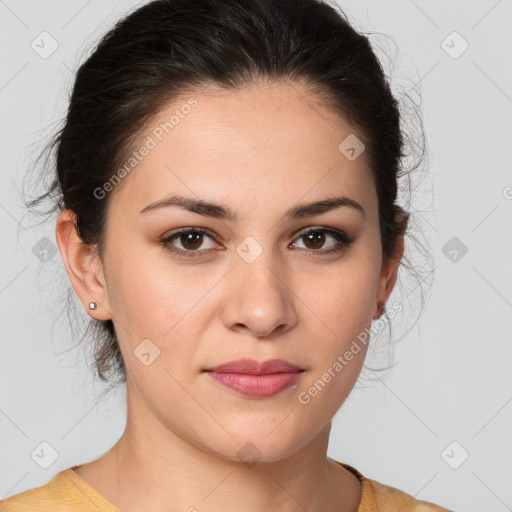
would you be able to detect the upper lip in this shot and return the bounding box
[204,358,303,375]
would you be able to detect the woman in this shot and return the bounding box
[0,0,450,510]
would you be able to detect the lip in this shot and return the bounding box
[203,358,304,398]
[204,358,303,374]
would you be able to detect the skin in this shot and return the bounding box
[56,80,406,512]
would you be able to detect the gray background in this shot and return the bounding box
[1,1,511,510]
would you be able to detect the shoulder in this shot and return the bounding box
[362,477,451,511]
[0,467,120,512]
[336,462,452,512]
[0,477,53,511]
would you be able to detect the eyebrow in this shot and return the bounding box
[139,193,365,221]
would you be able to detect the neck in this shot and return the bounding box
[81,384,362,512]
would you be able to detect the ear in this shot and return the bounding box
[374,212,408,318]
[55,209,112,321]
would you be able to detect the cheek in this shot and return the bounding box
[107,252,203,332]
[300,258,378,335]
[292,259,377,396]
[295,309,370,426]
[105,256,224,378]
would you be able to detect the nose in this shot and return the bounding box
[220,249,298,339]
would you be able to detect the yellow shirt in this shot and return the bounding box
[0,461,451,511]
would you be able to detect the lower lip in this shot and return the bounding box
[206,371,303,398]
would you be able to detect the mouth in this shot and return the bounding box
[203,358,304,398]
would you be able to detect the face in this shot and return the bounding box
[61,81,400,463]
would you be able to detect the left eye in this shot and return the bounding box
[290,228,352,253]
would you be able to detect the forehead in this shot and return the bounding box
[108,81,376,220]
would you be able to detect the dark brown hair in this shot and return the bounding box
[24,0,431,392]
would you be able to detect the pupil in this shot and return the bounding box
[182,232,202,249]
[306,231,324,249]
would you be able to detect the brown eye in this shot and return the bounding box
[179,232,204,250]
[291,227,354,255]
[161,228,218,257]
[303,230,326,250]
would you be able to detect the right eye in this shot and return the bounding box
[160,228,222,258]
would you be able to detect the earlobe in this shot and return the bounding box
[55,209,112,321]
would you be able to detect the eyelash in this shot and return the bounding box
[160,227,354,259]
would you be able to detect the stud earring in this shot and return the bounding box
[88,301,97,310]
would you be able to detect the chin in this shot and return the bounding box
[210,440,302,466]
[196,421,315,466]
